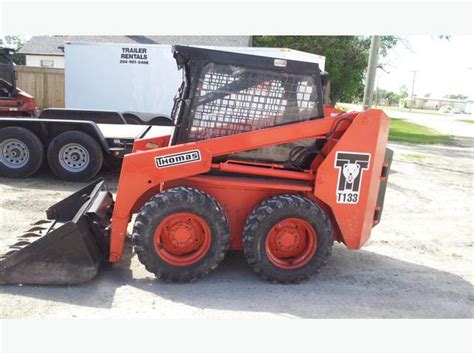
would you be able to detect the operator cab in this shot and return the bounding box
[170,45,329,170]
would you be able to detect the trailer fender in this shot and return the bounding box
[122,111,174,126]
[39,109,127,124]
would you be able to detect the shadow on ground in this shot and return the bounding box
[1,243,472,318]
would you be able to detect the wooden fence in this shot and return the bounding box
[15,66,65,109]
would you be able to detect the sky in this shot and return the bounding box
[376,35,473,99]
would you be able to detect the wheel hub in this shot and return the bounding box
[58,143,90,172]
[154,213,211,266]
[0,139,30,169]
[275,227,300,251]
[170,222,196,246]
[265,218,318,269]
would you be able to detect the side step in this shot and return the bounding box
[0,179,113,285]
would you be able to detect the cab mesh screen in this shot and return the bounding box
[188,63,320,141]
[172,46,324,145]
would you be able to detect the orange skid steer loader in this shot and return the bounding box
[0,46,392,284]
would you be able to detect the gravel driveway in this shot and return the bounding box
[0,137,473,319]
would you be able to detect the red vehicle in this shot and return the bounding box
[0,47,37,117]
[0,46,392,285]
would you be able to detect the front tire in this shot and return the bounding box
[132,187,230,282]
[0,127,44,178]
[243,194,333,283]
[47,131,103,181]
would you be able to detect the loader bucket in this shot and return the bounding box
[0,179,113,285]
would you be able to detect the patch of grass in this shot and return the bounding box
[335,103,352,111]
[389,118,452,145]
[459,119,474,124]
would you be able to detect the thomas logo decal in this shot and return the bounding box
[155,150,201,168]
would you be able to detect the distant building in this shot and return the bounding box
[19,35,252,68]
[465,100,474,114]
[402,96,469,112]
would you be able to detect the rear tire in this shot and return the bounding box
[243,194,333,283]
[132,187,230,282]
[0,127,44,178]
[47,131,103,181]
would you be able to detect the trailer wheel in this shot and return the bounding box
[243,194,333,283]
[0,127,44,178]
[47,131,103,181]
[132,187,230,282]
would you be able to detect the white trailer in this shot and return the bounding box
[65,42,325,116]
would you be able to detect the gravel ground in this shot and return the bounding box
[0,137,473,319]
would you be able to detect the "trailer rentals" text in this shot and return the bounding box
[120,47,149,64]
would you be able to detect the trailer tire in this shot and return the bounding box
[149,116,174,126]
[132,187,230,282]
[0,127,44,178]
[47,131,103,181]
[123,114,141,125]
[243,194,333,283]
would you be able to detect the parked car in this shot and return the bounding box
[439,105,452,113]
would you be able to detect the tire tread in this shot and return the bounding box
[132,187,230,282]
[243,194,333,284]
[0,126,44,178]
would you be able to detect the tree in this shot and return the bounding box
[399,85,409,99]
[385,92,400,106]
[0,36,26,65]
[373,88,401,106]
[252,36,398,105]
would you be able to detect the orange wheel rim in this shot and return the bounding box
[153,212,211,266]
[265,218,318,269]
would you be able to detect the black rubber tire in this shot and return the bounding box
[47,130,104,182]
[123,114,141,125]
[243,194,333,283]
[149,116,174,126]
[0,126,44,178]
[132,187,230,282]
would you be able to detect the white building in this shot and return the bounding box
[403,96,469,112]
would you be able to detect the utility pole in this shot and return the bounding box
[409,70,417,112]
[362,36,381,110]
[375,79,379,107]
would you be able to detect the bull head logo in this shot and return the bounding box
[342,163,361,184]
